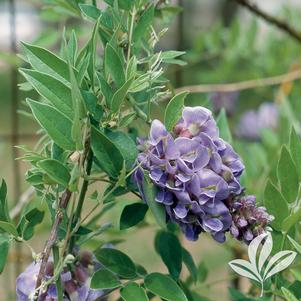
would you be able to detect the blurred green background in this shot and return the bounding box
[1,0,301,300]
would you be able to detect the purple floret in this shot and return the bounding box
[134,106,272,243]
[16,250,106,301]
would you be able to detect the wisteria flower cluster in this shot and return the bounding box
[16,250,105,301]
[135,106,273,243]
[227,195,274,243]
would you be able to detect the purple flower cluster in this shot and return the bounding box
[236,102,279,140]
[209,91,239,115]
[228,195,274,243]
[16,251,105,301]
[134,106,272,243]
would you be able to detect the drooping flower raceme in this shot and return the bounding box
[134,106,273,243]
[16,251,105,301]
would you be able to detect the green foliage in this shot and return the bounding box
[90,269,121,289]
[164,91,188,131]
[277,146,299,204]
[94,248,137,279]
[120,283,149,301]
[144,273,188,301]
[119,203,148,230]
[27,99,75,150]
[155,231,182,280]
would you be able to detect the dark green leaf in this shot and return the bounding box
[120,203,148,230]
[144,273,188,301]
[27,99,75,150]
[97,73,113,107]
[105,43,125,87]
[105,130,137,170]
[0,235,9,273]
[90,269,121,289]
[217,109,232,143]
[94,248,136,279]
[20,69,73,119]
[142,172,166,229]
[79,4,101,21]
[264,180,289,231]
[290,127,301,180]
[91,126,123,178]
[121,282,149,301]
[111,77,134,113]
[0,180,9,222]
[277,146,299,203]
[164,91,188,131]
[17,208,44,240]
[155,231,182,279]
[133,6,155,42]
[38,159,71,187]
[182,248,198,283]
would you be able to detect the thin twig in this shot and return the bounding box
[171,68,301,95]
[33,189,72,300]
[233,0,301,43]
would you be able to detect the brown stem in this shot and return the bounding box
[233,0,301,43]
[34,189,72,300]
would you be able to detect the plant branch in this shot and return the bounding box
[233,0,301,43]
[33,189,72,300]
[171,68,301,95]
[69,149,93,252]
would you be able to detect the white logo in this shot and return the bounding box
[229,231,297,296]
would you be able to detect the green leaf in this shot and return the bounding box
[105,130,137,170]
[120,203,148,230]
[289,127,301,179]
[121,283,149,301]
[111,77,134,113]
[155,231,182,279]
[0,180,9,222]
[288,236,301,254]
[90,269,121,289]
[94,248,137,279]
[144,273,188,301]
[182,248,198,283]
[21,42,76,87]
[164,92,188,131]
[0,221,18,237]
[79,4,101,21]
[133,5,155,42]
[20,69,73,119]
[38,159,71,187]
[281,287,299,301]
[105,43,125,87]
[277,145,299,203]
[282,207,301,233]
[91,127,123,178]
[0,235,9,273]
[17,208,44,240]
[197,262,208,282]
[27,99,75,151]
[67,30,78,66]
[119,112,136,128]
[264,180,289,231]
[217,109,232,143]
[97,73,113,107]
[68,60,85,150]
[142,172,166,229]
